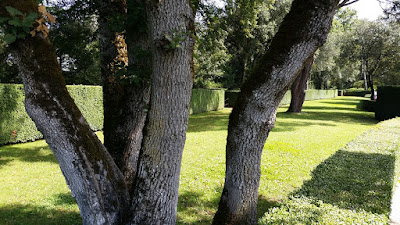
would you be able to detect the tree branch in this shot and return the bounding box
[338,0,360,8]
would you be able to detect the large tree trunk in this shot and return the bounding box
[3,2,130,225]
[287,56,314,113]
[98,0,151,195]
[213,0,339,224]
[5,0,194,224]
[128,1,195,224]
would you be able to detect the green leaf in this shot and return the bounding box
[17,34,26,39]
[22,13,38,27]
[0,17,9,24]
[4,33,17,44]
[8,18,23,27]
[22,27,30,34]
[5,6,24,17]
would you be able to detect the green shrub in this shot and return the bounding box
[344,88,371,97]
[375,85,400,121]
[67,85,103,131]
[357,99,375,112]
[0,84,42,145]
[0,85,225,145]
[190,89,224,114]
[0,84,103,145]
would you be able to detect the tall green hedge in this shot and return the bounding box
[375,85,400,121]
[190,89,224,114]
[0,85,224,145]
[225,89,338,107]
[0,84,103,145]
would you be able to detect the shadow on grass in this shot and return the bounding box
[0,204,81,225]
[293,150,395,214]
[177,188,282,224]
[187,98,376,133]
[49,193,77,207]
[0,145,57,166]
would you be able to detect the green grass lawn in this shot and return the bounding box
[0,96,389,224]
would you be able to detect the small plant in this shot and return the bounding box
[0,6,38,44]
[160,26,189,50]
[0,5,55,44]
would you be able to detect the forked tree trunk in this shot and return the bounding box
[287,56,314,113]
[98,0,151,195]
[4,0,194,224]
[3,2,131,224]
[213,0,339,224]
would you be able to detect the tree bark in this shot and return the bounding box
[128,1,195,224]
[287,56,314,113]
[3,2,130,224]
[213,0,339,224]
[98,0,151,195]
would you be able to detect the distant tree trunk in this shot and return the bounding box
[287,56,314,113]
[213,0,339,224]
[367,73,375,100]
[361,57,368,90]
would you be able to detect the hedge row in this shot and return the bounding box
[225,89,338,107]
[375,85,400,121]
[343,88,370,97]
[0,84,103,145]
[190,89,224,114]
[0,85,224,145]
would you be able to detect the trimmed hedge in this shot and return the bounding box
[0,85,224,145]
[343,88,370,97]
[357,99,375,112]
[0,84,103,145]
[190,89,224,114]
[375,85,400,121]
[225,89,338,107]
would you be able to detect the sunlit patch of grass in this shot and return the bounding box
[260,117,400,224]
[177,96,378,224]
[0,140,81,225]
[0,97,381,224]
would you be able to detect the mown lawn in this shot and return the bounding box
[0,96,385,224]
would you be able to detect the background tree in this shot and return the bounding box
[48,0,101,85]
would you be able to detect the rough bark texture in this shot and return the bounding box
[213,0,338,224]
[98,0,151,194]
[129,0,195,224]
[287,56,314,113]
[4,2,130,224]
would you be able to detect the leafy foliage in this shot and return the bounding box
[0,6,38,44]
[193,0,292,89]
